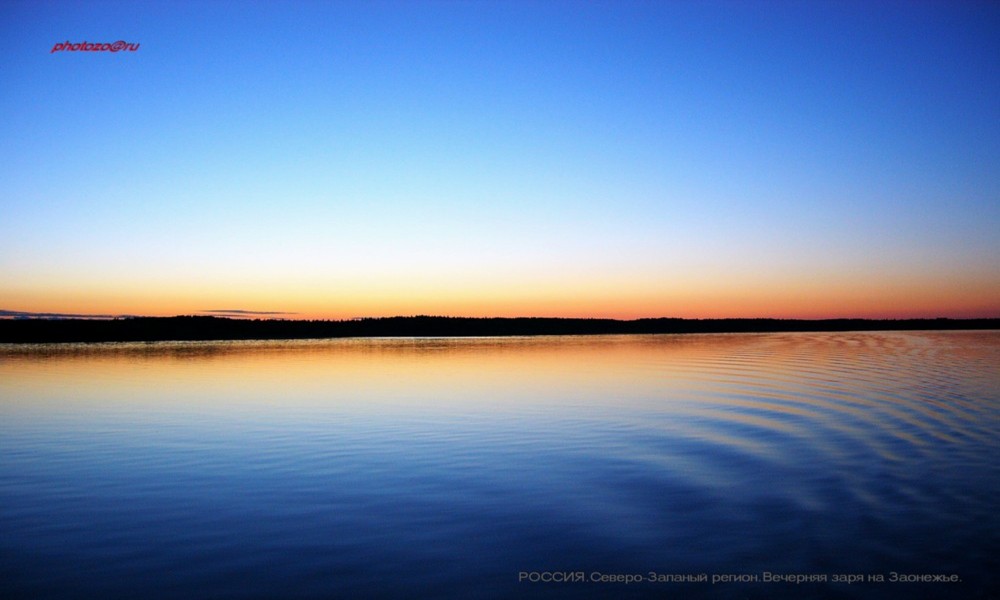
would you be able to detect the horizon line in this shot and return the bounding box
[2,311,998,323]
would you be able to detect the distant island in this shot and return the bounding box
[0,315,997,344]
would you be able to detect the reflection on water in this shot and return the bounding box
[1,332,997,599]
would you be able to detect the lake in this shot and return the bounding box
[1,331,997,598]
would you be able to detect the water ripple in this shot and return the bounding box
[1,331,997,598]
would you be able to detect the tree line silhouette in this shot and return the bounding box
[0,315,997,344]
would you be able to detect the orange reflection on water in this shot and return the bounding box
[0,336,723,416]
[2,332,997,459]
[2,331,999,494]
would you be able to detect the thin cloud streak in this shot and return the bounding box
[0,309,129,320]
[200,309,298,318]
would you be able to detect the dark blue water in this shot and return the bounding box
[1,332,998,598]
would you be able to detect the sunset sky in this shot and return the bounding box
[2,0,998,320]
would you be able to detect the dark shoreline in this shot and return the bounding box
[0,315,997,344]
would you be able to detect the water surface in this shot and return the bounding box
[1,332,997,598]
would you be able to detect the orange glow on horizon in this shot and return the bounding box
[4,257,998,321]
[4,283,998,321]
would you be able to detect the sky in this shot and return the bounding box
[1,0,998,320]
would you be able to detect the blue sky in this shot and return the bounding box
[1,0,998,318]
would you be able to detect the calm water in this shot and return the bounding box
[1,332,997,599]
